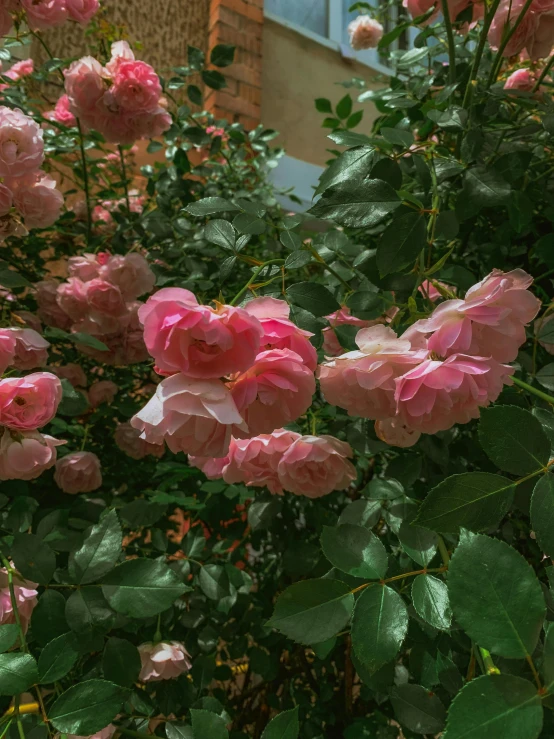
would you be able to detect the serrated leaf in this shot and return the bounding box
[315,146,374,196]
[205,219,236,250]
[448,533,545,658]
[0,653,38,695]
[12,533,55,584]
[38,632,79,683]
[49,679,128,735]
[286,282,340,317]
[536,363,554,391]
[321,524,388,579]
[351,585,408,675]
[391,683,446,734]
[398,522,438,567]
[381,127,414,147]
[268,579,354,645]
[479,406,550,476]
[0,625,19,653]
[210,43,235,67]
[530,474,554,557]
[412,575,451,630]
[377,211,427,277]
[261,706,299,738]
[102,637,141,687]
[233,212,266,235]
[68,509,122,585]
[191,709,228,739]
[185,197,239,216]
[309,179,401,228]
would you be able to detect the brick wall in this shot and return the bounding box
[206,0,264,129]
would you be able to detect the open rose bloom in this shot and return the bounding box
[138,641,192,682]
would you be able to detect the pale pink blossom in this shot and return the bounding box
[277,435,356,498]
[91,205,112,224]
[0,106,44,178]
[139,288,263,379]
[375,418,421,448]
[0,183,12,216]
[7,328,49,370]
[403,0,437,22]
[4,59,34,81]
[188,453,230,480]
[394,354,513,434]
[99,253,155,300]
[104,40,135,77]
[64,725,116,739]
[222,429,301,494]
[504,68,535,91]
[54,451,102,494]
[244,296,317,371]
[21,0,68,30]
[0,429,64,480]
[348,15,384,49]
[0,372,62,430]
[0,329,16,373]
[488,0,554,59]
[322,306,380,357]
[50,363,87,388]
[131,374,247,458]
[114,421,165,460]
[138,641,192,682]
[35,279,72,330]
[88,380,118,407]
[106,60,163,114]
[418,280,454,302]
[10,171,63,228]
[318,325,424,420]
[56,278,88,322]
[45,94,77,126]
[85,278,127,317]
[230,349,315,436]
[68,253,100,282]
[0,564,37,633]
[64,56,106,126]
[65,0,99,23]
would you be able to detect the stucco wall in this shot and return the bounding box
[261,17,385,167]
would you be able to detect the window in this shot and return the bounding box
[342,0,410,67]
[265,0,329,38]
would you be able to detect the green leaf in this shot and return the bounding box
[32,589,68,646]
[427,107,467,132]
[68,509,122,585]
[12,533,55,584]
[202,69,227,90]
[364,478,404,500]
[285,251,312,270]
[210,43,235,67]
[530,474,554,557]
[72,332,109,352]
[414,472,515,533]
[381,127,414,147]
[102,637,141,687]
[328,130,372,147]
[49,680,129,735]
[336,94,353,119]
[57,378,90,416]
[315,98,333,113]
[268,579,354,645]
[38,632,79,684]
[412,575,451,630]
[339,499,381,529]
[233,212,266,235]
[191,709,228,739]
[398,522,438,567]
[167,724,193,739]
[65,587,115,635]
[538,319,554,343]
[479,406,550,476]
[286,282,340,317]
[309,179,401,228]
[448,533,545,658]
[0,269,31,288]
[442,675,542,739]
[199,564,235,602]
[320,524,388,579]
[185,197,239,216]
[280,230,303,250]
[315,146,374,196]
[205,219,236,250]
[536,363,554,391]
[543,622,554,688]
[0,625,19,653]
[187,45,205,69]
[0,653,38,695]
[187,84,202,105]
[102,558,188,618]
[390,683,446,735]
[261,706,299,738]
[351,585,408,674]
[377,211,427,277]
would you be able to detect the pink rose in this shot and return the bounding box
[5,58,34,81]
[66,725,116,739]
[0,429,64,480]
[85,278,127,317]
[395,354,513,434]
[488,0,554,59]
[65,0,99,23]
[403,0,437,21]
[68,253,100,282]
[35,280,72,330]
[188,453,230,480]
[99,253,155,300]
[418,280,454,302]
[277,435,356,498]
[375,418,421,448]
[138,641,192,682]
[104,40,135,77]
[244,297,317,371]
[0,8,12,37]
[322,306,379,357]
[318,325,424,420]
[54,451,102,494]
[0,107,44,178]
[0,329,16,373]
[46,94,77,126]
[11,171,63,228]
[56,278,88,321]
[504,67,535,91]
[0,372,62,430]
[0,564,37,633]
[230,349,315,436]
[413,269,540,362]
[21,0,68,30]
[88,380,118,407]
[223,429,301,494]
[114,421,165,460]
[106,60,163,114]
[50,363,87,388]
[139,288,263,379]
[7,328,50,370]
[64,56,106,127]
[12,311,42,333]
[348,15,384,49]
[0,183,12,216]
[131,374,247,458]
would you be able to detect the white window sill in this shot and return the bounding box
[264,11,393,78]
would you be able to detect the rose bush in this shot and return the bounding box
[0,1,554,737]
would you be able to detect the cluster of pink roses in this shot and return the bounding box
[0,106,63,238]
[0,0,99,36]
[0,58,33,93]
[64,41,171,145]
[403,0,483,27]
[130,291,357,498]
[319,270,540,447]
[488,0,554,59]
[36,251,155,365]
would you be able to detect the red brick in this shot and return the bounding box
[211,0,263,23]
[214,23,262,54]
[211,90,260,118]
[238,82,261,106]
[209,5,239,30]
[223,62,262,87]
[238,114,260,129]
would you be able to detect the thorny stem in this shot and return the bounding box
[512,376,554,406]
[119,145,131,212]
[440,0,457,84]
[230,260,285,306]
[526,654,543,689]
[350,565,448,594]
[77,119,92,244]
